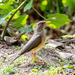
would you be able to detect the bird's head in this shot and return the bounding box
[36,21,51,32]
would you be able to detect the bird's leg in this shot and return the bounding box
[32,53,45,65]
[32,53,39,62]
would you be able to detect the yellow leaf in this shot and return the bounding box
[32,69,38,72]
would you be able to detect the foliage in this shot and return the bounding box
[24,0,33,12]
[40,0,48,11]
[0,12,11,24]
[18,24,33,33]
[72,72,75,75]
[62,34,75,38]
[0,0,71,32]
[21,34,29,40]
[47,13,71,28]
[29,65,74,75]
[13,15,29,27]
[0,0,75,75]
[1,65,17,75]
[62,0,75,8]
[0,0,14,15]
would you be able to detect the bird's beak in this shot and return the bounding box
[43,21,51,25]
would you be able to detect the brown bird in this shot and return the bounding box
[10,21,51,64]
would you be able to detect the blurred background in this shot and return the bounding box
[0,0,75,40]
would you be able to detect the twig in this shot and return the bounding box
[32,6,47,20]
[1,0,27,40]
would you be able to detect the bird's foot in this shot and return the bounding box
[32,59,45,65]
[32,53,45,65]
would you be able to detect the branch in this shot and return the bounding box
[32,6,47,20]
[1,0,27,40]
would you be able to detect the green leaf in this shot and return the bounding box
[62,34,75,38]
[0,3,13,14]
[12,10,20,19]
[13,15,28,27]
[40,0,48,11]
[18,24,33,33]
[21,15,28,25]
[32,69,38,72]
[47,13,71,28]
[67,65,74,69]
[0,3,10,9]
[8,0,15,4]
[21,34,29,40]
[62,0,75,8]
[0,12,11,24]
[62,35,73,38]
[24,0,33,12]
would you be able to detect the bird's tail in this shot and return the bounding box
[10,54,20,64]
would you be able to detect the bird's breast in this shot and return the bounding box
[29,38,46,53]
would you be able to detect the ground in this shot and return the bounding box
[0,39,75,75]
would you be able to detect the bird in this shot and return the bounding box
[10,21,51,64]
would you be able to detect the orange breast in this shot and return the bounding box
[29,40,45,53]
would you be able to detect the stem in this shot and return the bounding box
[32,6,47,20]
[67,7,73,19]
[1,0,27,40]
[56,0,60,13]
[47,0,54,14]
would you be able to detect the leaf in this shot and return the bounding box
[8,0,15,4]
[18,24,33,33]
[0,3,13,14]
[0,12,11,24]
[0,3,10,9]
[62,0,75,8]
[32,69,38,72]
[21,15,28,25]
[67,65,74,69]
[13,15,28,27]
[23,0,33,12]
[21,34,29,40]
[40,0,48,11]
[47,13,71,28]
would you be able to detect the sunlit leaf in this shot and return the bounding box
[40,0,48,11]
[32,69,38,72]
[0,3,10,9]
[21,15,28,25]
[6,10,20,21]
[32,23,36,27]
[8,0,15,4]
[21,34,29,40]
[12,10,20,19]
[62,0,75,8]
[24,0,33,12]
[67,65,74,69]
[62,35,73,38]
[0,3,13,14]
[62,34,75,38]
[47,13,71,28]
[13,15,28,27]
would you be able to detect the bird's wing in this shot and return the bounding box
[18,35,41,55]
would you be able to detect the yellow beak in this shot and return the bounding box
[44,21,51,25]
